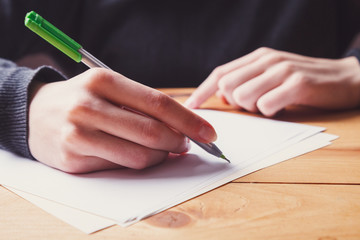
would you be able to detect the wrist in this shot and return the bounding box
[28,80,46,104]
[341,56,360,108]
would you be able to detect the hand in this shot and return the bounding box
[28,68,217,173]
[185,47,360,116]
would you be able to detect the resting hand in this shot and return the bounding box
[185,47,360,116]
[28,68,217,173]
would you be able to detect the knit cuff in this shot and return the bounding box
[0,65,65,159]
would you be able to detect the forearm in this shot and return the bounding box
[0,58,65,158]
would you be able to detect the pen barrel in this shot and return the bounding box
[24,11,82,63]
[79,49,111,69]
[190,139,223,158]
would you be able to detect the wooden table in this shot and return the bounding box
[1,88,360,239]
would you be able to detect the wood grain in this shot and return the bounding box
[1,183,359,240]
[237,148,360,184]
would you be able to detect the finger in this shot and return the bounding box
[217,48,307,107]
[85,69,217,143]
[54,154,123,173]
[217,49,320,106]
[217,59,271,107]
[256,74,300,117]
[231,61,291,112]
[184,73,219,109]
[63,126,169,170]
[184,47,269,108]
[71,98,190,154]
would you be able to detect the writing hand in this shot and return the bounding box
[28,68,217,173]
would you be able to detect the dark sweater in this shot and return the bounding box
[1,0,360,159]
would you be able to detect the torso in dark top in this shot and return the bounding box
[1,0,360,87]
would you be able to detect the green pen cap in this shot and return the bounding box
[24,11,82,62]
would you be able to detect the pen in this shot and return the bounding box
[24,11,230,163]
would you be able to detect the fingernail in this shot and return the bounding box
[198,123,217,142]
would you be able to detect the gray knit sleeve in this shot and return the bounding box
[0,58,65,159]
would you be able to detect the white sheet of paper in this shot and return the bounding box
[0,110,331,227]
[2,132,337,231]
[4,186,115,234]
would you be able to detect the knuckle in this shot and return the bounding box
[277,61,295,75]
[256,47,272,55]
[139,119,162,147]
[290,72,309,88]
[233,89,257,112]
[218,75,234,93]
[57,151,82,173]
[232,88,247,103]
[57,127,88,173]
[131,151,152,170]
[66,95,102,123]
[264,52,285,65]
[256,97,274,117]
[60,124,85,150]
[131,150,166,170]
[145,91,172,114]
[211,66,225,79]
[82,68,114,91]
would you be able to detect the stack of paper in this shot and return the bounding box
[0,110,337,233]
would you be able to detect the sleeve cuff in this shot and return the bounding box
[0,65,66,159]
[345,48,360,64]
